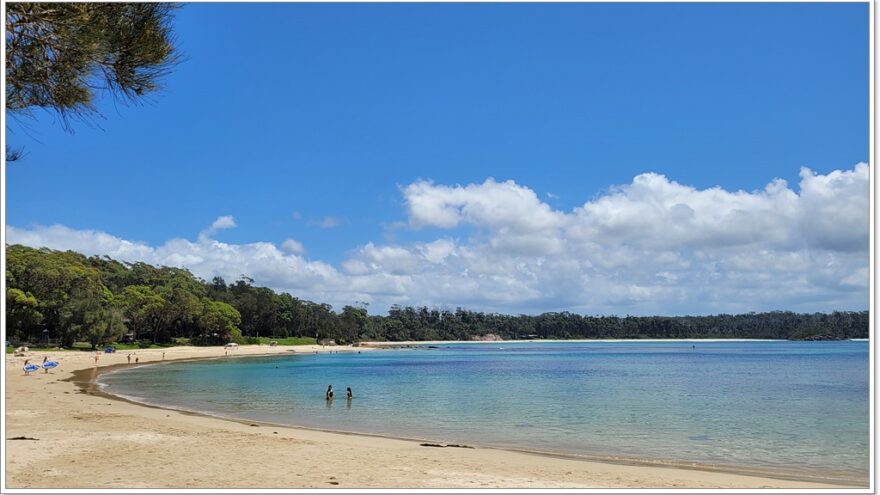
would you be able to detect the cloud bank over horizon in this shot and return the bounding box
[7,164,869,316]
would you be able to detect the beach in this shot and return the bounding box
[4,345,859,489]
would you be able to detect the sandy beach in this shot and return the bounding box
[3,345,861,489]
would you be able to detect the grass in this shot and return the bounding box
[103,342,178,350]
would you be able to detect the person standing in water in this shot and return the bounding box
[346,387,353,399]
[326,385,334,400]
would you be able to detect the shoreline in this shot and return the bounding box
[361,338,871,346]
[81,351,866,488]
[5,345,866,489]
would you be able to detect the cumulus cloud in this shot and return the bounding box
[6,164,869,315]
[281,239,306,256]
[404,178,565,232]
[198,215,237,240]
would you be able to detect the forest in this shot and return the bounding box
[5,245,869,348]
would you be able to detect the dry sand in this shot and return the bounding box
[3,345,861,489]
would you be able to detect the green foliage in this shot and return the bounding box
[79,305,126,349]
[116,285,165,341]
[338,305,368,345]
[6,3,178,128]
[7,245,108,346]
[198,299,242,344]
[6,287,43,342]
[4,245,870,348]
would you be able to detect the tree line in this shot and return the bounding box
[5,245,868,348]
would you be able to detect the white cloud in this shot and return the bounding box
[281,238,306,256]
[7,164,869,315]
[404,178,565,233]
[198,215,237,240]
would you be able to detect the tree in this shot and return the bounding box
[198,299,242,344]
[6,245,108,346]
[116,285,165,341]
[339,305,368,344]
[80,305,126,349]
[6,3,179,159]
[4,245,871,345]
[6,288,43,343]
[160,287,202,342]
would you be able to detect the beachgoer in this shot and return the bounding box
[326,385,334,400]
[23,360,31,375]
[135,356,139,364]
[127,353,131,364]
[43,356,49,373]
[94,351,100,366]
[346,387,353,400]
[225,350,228,357]
[162,352,165,361]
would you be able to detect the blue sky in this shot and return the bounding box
[5,3,870,315]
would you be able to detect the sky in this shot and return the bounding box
[5,3,871,316]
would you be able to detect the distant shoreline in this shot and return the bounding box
[361,337,865,346]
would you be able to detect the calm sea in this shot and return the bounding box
[99,340,869,483]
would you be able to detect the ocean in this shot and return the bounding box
[99,340,869,484]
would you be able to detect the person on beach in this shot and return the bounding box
[127,353,131,364]
[326,385,334,400]
[162,352,165,361]
[135,356,139,364]
[23,360,32,375]
[94,351,100,366]
[42,356,49,373]
[346,387,353,399]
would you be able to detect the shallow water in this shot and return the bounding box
[100,340,869,482]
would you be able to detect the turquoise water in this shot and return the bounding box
[100,341,869,483]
